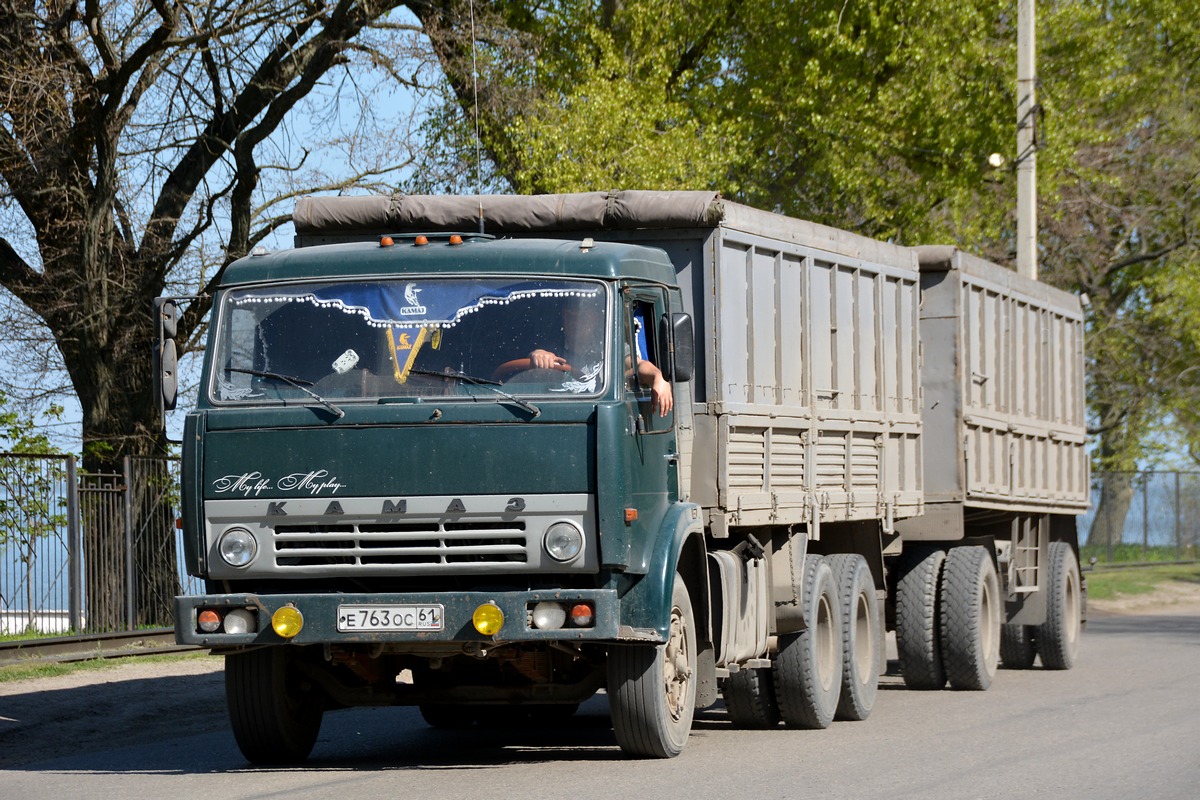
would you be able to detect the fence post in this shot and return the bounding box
[123,456,135,630]
[67,455,83,632]
[1105,478,1113,563]
[1175,471,1182,561]
[1142,472,1149,559]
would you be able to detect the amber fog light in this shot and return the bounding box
[272,605,304,638]
[473,603,504,636]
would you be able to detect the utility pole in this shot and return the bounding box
[1016,0,1038,280]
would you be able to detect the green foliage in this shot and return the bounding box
[504,0,742,193]
[1081,543,1197,565]
[1084,562,1200,601]
[0,393,63,457]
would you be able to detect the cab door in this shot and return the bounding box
[622,287,679,520]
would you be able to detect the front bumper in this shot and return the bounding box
[174,588,626,648]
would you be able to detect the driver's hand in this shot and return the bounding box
[530,349,566,370]
[651,374,674,417]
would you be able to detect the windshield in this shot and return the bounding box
[208,278,610,406]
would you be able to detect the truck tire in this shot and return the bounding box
[939,546,1001,690]
[722,667,780,729]
[828,553,882,721]
[773,554,842,729]
[1036,541,1083,670]
[895,548,946,690]
[999,624,1038,669]
[226,646,324,764]
[608,573,697,757]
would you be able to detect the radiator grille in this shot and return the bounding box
[273,521,529,569]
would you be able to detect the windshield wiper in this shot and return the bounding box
[226,368,345,419]
[409,369,541,418]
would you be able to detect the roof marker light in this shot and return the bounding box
[380,236,395,247]
[415,235,429,246]
[449,234,464,245]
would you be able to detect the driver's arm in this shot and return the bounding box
[637,359,673,417]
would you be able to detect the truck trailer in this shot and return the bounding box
[163,191,1087,762]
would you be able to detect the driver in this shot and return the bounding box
[529,297,673,417]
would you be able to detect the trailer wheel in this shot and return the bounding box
[895,548,946,690]
[1036,541,1083,670]
[999,624,1038,669]
[722,667,780,729]
[773,554,842,729]
[939,546,1001,690]
[608,573,697,757]
[226,646,324,764]
[828,553,882,721]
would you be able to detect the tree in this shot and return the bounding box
[0,0,439,625]
[1032,0,1200,548]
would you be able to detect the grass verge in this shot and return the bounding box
[0,651,219,684]
[1085,562,1200,602]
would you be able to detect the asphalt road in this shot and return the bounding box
[2,610,1199,800]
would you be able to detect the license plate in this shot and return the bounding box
[337,604,444,632]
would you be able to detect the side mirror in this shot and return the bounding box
[153,298,179,416]
[660,312,694,383]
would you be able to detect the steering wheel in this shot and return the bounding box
[491,358,574,382]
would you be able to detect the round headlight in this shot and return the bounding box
[544,521,584,562]
[218,527,258,567]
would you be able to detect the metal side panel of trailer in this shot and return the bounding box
[899,245,1089,541]
[292,191,926,537]
[679,207,924,537]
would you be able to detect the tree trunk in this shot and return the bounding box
[68,292,178,630]
[1087,471,1135,556]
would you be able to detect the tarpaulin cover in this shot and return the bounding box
[293,190,725,235]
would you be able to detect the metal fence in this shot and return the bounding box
[0,453,202,636]
[1082,471,1200,562]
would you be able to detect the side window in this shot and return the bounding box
[625,293,672,432]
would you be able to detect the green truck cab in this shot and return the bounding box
[171,232,702,762]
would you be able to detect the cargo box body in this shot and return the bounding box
[896,245,1088,541]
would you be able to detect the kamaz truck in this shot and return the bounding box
[162,191,1087,763]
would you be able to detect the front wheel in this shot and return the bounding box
[608,574,697,758]
[226,647,324,765]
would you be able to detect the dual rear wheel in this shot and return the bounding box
[896,545,1001,690]
[896,542,1082,687]
[722,553,882,731]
